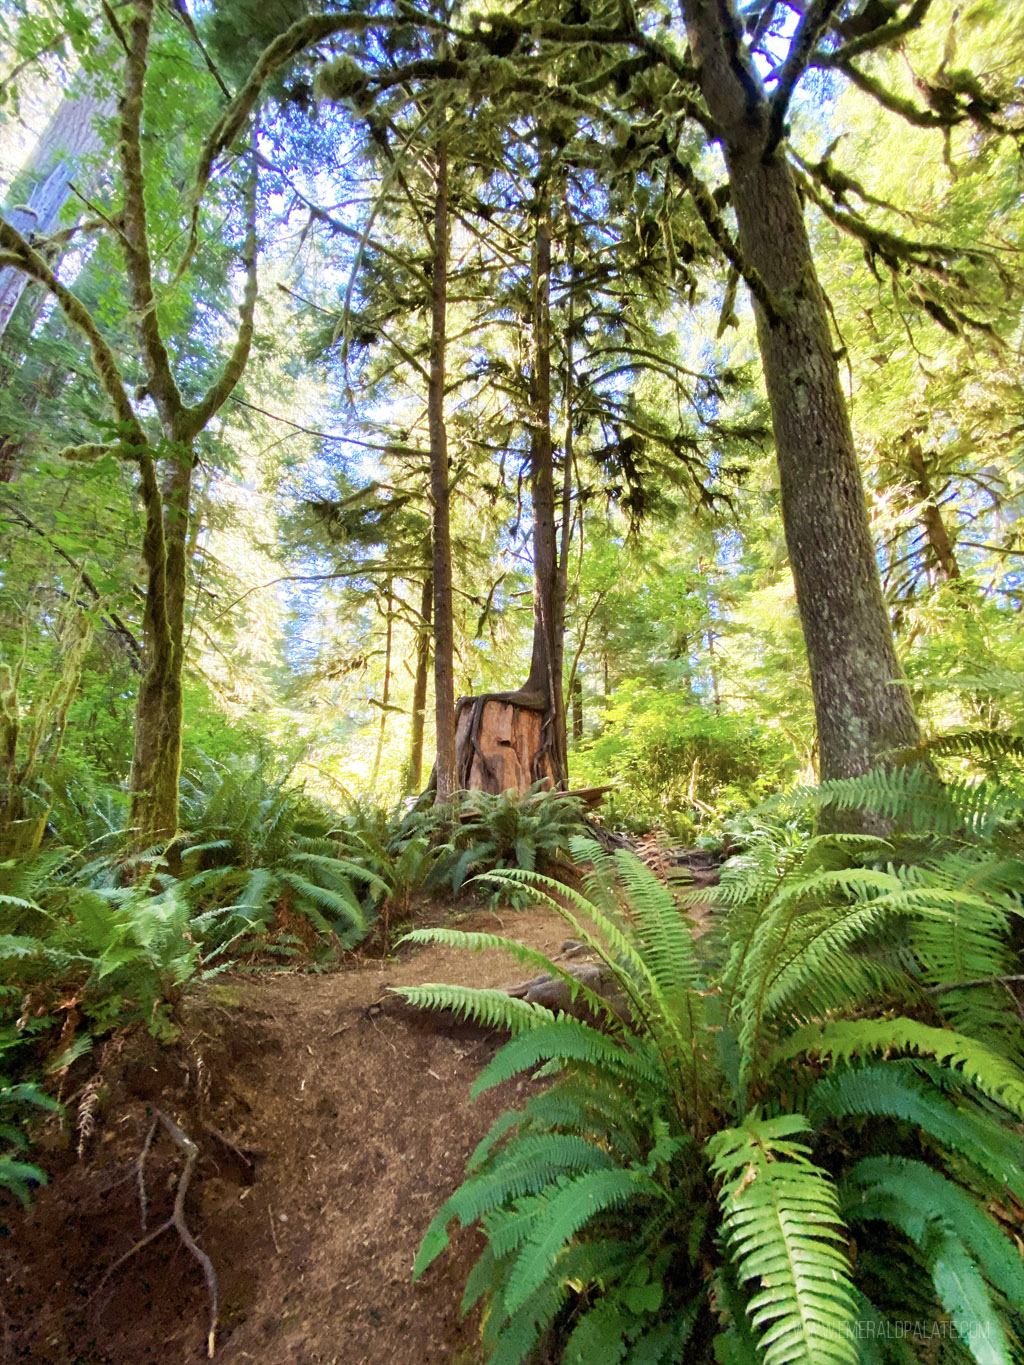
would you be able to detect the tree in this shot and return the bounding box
[0,0,261,849]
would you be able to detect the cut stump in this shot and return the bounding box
[454,695,556,794]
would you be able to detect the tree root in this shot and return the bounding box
[95,1109,219,1357]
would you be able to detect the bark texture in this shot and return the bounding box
[405,572,432,795]
[0,83,113,339]
[428,140,457,802]
[683,0,920,780]
[454,695,556,794]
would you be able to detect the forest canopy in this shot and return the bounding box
[2,1,1024,1358]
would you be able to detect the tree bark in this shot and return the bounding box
[521,159,567,784]
[682,0,920,780]
[0,82,113,339]
[428,138,457,802]
[370,583,394,794]
[406,571,432,795]
[130,445,191,851]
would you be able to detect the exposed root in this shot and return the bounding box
[95,1109,219,1357]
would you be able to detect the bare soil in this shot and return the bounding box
[1,907,570,1365]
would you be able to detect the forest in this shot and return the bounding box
[1,0,1024,1361]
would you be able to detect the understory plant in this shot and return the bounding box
[177,754,377,957]
[427,783,587,899]
[398,770,1024,1365]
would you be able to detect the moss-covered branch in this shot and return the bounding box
[662,145,781,324]
[0,222,143,441]
[120,0,183,431]
[185,154,259,437]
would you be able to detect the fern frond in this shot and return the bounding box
[471,1018,664,1099]
[392,983,552,1036]
[501,1168,659,1318]
[710,1112,858,1365]
[608,847,705,1000]
[841,1157,1023,1365]
[396,928,619,1026]
[275,871,364,930]
[287,850,388,892]
[806,1060,1024,1202]
[776,1019,1024,1119]
[623,1301,701,1365]
[485,1238,633,1365]
[895,729,1024,766]
[415,1133,616,1275]
[485,851,707,1081]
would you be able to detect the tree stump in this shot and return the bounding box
[454,695,556,794]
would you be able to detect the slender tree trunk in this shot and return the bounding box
[571,675,583,740]
[406,572,432,795]
[522,161,568,785]
[370,584,394,794]
[683,0,920,780]
[428,139,457,802]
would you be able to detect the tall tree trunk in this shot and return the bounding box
[683,0,920,780]
[406,571,432,795]
[428,139,457,802]
[452,154,568,796]
[522,160,567,784]
[0,82,114,339]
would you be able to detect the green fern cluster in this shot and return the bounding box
[399,809,1024,1365]
[403,782,587,898]
[177,754,376,955]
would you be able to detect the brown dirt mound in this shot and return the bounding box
[2,908,569,1365]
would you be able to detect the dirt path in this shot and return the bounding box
[3,908,570,1365]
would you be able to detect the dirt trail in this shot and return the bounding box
[3,908,570,1365]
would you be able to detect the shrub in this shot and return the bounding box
[430,783,587,898]
[571,681,794,839]
[178,754,374,957]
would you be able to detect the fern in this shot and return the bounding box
[500,1169,658,1317]
[471,1017,665,1098]
[710,1113,858,1365]
[396,927,620,1026]
[776,1018,1024,1119]
[841,1157,1024,1365]
[806,1060,1024,1202]
[396,983,553,1035]
[411,810,1024,1365]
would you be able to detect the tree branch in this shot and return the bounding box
[826,0,932,64]
[185,150,259,437]
[0,221,142,440]
[765,0,845,157]
[120,0,183,431]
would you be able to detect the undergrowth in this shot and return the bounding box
[399,765,1024,1365]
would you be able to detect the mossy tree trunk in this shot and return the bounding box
[0,0,259,852]
[405,571,432,795]
[683,0,920,781]
[129,445,192,850]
